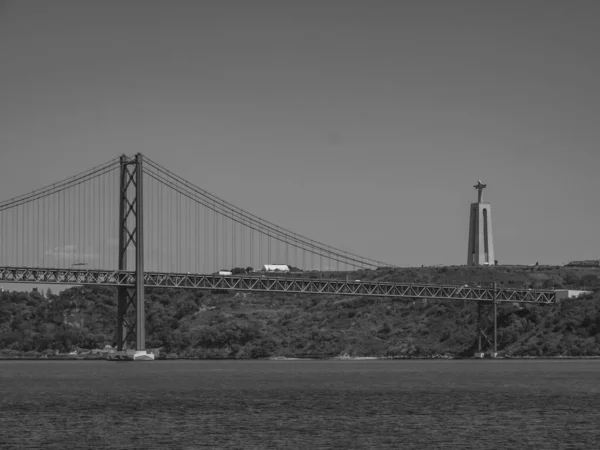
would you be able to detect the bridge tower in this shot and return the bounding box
[467,181,494,266]
[116,153,148,358]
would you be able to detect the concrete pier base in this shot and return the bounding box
[107,349,155,361]
[133,350,155,361]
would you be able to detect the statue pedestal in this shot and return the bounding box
[467,202,494,266]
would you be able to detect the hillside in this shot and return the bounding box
[1,265,599,358]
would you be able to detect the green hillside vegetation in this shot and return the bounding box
[1,265,599,358]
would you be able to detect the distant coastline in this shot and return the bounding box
[2,354,600,361]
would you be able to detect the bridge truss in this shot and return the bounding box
[0,266,556,304]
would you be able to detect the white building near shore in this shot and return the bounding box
[263,264,290,272]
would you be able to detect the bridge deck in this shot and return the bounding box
[0,267,556,303]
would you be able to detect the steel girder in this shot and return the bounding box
[0,266,558,304]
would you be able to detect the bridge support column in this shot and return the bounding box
[474,283,498,358]
[493,283,498,357]
[115,154,149,359]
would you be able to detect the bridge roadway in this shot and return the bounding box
[0,266,556,304]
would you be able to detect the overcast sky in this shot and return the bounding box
[1,0,599,286]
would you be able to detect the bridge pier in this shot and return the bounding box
[474,283,498,358]
[115,154,151,360]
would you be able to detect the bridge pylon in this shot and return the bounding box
[116,153,146,354]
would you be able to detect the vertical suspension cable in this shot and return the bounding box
[85,175,91,268]
[24,200,28,267]
[46,193,49,267]
[25,201,28,266]
[82,178,86,267]
[31,199,34,266]
[1,208,3,266]
[146,170,150,271]
[182,191,185,272]
[241,220,244,269]
[190,195,193,272]
[177,188,181,272]
[55,187,58,268]
[183,192,187,272]
[146,169,150,271]
[151,169,155,271]
[61,186,64,268]
[10,206,12,265]
[109,168,112,269]
[96,174,100,269]
[77,182,80,267]
[158,172,162,272]
[101,172,105,268]
[172,184,176,272]
[204,206,210,274]
[44,199,47,267]
[51,192,54,267]
[66,186,70,269]
[23,200,26,266]
[41,195,45,266]
[249,224,253,271]
[214,199,217,271]
[267,231,271,265]
[151,170,155,272]
[0,209,2,266]
[195,201,199,273]
[222,213,226,270]
[94,177,102,269]
[88,175,92,268]
[18,204,22,267]
[294,237,297,269]
[31,199,33,266]
[259,228,262,270]
[16,205,24,267]
[166,188,171,272]
[21,203,29,266]
[201,199,204,273]
[156,171,159,272]
[187,194,191,272]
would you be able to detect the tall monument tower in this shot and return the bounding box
[467,181,494,266]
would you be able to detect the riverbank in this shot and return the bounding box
[2,354,600,361]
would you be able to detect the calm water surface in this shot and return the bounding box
[0,360,598,449]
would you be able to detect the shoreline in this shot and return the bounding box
[1,355,599,361]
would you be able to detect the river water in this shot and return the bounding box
[0,360,598,449]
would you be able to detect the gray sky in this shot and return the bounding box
[1,0,599,273]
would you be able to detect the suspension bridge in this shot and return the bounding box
[0,154,556,357]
